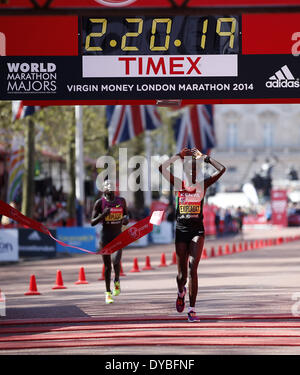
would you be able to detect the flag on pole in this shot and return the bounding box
[12,101,41,121]
[174,105,215,154]
[106,105,162,146]
[6,136,24,203]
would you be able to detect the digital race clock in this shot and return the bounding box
[81,16,240,56]
[80,16,240,78]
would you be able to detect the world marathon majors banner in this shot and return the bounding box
[0,54,300,101]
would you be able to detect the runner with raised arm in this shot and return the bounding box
[159,147,226,321]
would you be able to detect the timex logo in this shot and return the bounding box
[118,56,202,76]
[83,55,237,78]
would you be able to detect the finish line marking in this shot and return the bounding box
[1,315,300,350]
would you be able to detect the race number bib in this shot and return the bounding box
[179,203,201,214]
[105,207,123,222]
[178,191,201,215]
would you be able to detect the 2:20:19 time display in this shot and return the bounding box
[81,15,240,56]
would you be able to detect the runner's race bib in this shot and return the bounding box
[178,191,201,215]
[105,207,123,222]
[179,203,201,214]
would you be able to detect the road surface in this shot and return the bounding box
[0,225,300,356]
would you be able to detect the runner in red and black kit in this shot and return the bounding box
[159,147,226,322]
[91,180,128,304]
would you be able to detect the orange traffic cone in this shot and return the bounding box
[276,237,283,245]
[170,251,177,265]
[120,262,126,276]
[238,242,243,252]
[159,253,167,267]
[217,245,223,256]
[130,257,140,272]
[232,243,237,253]
[244,242,248,251]
[98,264,105,280]
[24,275,41,295]
[75,267,89,284]
[52,270,67,290]
[142,256,154,270]
[250,241,254,250]
[202,248,207,259]
[210,247,215,257]
[225,244,230,255]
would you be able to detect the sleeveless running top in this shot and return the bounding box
[100,196,126,245]
[175,183,205,233]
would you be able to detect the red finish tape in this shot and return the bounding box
[0,200,163,255]
[0,199,96,254]
[100,211,164,255]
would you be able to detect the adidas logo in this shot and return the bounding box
[28,231,42,241]
[266,65,300,88]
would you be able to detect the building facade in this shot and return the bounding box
[212,104,300,191]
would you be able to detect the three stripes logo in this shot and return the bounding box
[266,65,300,89]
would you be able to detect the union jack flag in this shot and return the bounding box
[106,105,162,146]
[12,101,41,121]
[174,105,215,154]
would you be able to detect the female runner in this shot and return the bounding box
[159,147,226,321]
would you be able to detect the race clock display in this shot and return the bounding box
[81,16,240,56]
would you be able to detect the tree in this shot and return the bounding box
[0,103,178,217]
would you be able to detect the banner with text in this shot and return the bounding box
[0,55,300,102]
[271,189,288,227]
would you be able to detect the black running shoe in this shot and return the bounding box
[176,287,186,313]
